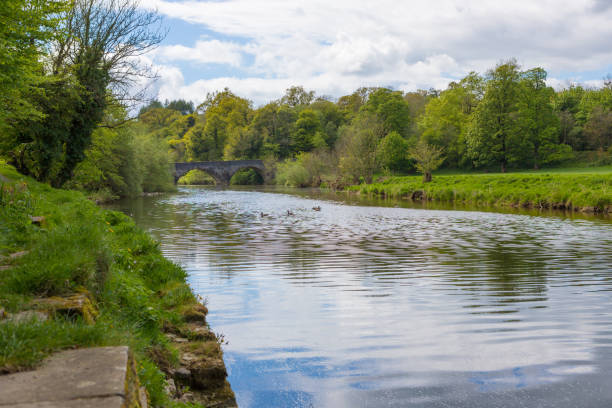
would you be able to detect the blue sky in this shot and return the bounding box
[139,0,612,106]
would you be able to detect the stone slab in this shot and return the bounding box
[9,396,124,408]
[0,347,129,406]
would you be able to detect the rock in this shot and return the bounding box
[186,324,217,341]
[173,367,192,383]
[164,378,177,397]
[7,396,126,407]
[31,291,98,324]
[0,346,139,407]
[6,310,48,323]
[9,250,28,259]
[166,333,189,343]
[189,358,228,390]
[139,387,149,408]
[180,352,197,363]
[29,216,45,226]
[182,303,208,323]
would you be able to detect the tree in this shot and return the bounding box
[224,127,262,160]
[165,99,194,115]
[419,73,484,167]
[468,60,522,172]
[337,87,372,119]
[361,88,411,136]
[516,68,560,168]
[250,102,296,159]
[0,0,67,132]
[376,131,409,172]
[291,109,320,153]
[409,141,445,182]
[310,99,345,146]
[9,0,165,186]
[583,106,612,150]
[189,89,251,161]
[280,86,315,107]
[336,113,385,183]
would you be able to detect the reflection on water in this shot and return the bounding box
[108,187,612,408]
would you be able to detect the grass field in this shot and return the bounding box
[353,166,612,213]
[0,161,208,407]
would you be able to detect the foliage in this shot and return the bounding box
[0,0,67,132]
[3,0,164,187]
[361,88,412,136]
[408,141,445,182]
[467,59,522,172]
[177,169,215,185]
[280,86,315,107]
[65,119,175,198]
[275,159,311,187]
[230,168,263,185]
[376,131,409,172]
[337,113,385,183]
[419,73,483,167]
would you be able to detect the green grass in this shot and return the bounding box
[354,167,612,213]
[0,162,207,407]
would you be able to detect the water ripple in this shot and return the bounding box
[109,187,612,408]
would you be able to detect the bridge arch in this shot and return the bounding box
[174,160,267,185]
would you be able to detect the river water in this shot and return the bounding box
[109,186,612,408]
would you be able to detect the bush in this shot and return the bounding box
[230,168,263,185]
[177,169,215,185]
[276,160,310,187]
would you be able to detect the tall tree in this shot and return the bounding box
[468,60,522,172]
[280,86,315,107]
[336,112,385,183]
[291,109,320,153]
[419,72,484,167]
[516,68,561,168]
[0,0,66,132]
[10,0,164,185]
[361,88,411,136]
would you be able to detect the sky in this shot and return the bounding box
[138,0,612,106]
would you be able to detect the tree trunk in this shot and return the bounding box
[423,172,432,182]
[501,161,506,173]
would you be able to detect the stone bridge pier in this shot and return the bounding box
[173,160,266,185]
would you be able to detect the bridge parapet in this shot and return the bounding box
[174,160,266,185]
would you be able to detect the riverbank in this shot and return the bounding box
[350,167,612,213]
[0,162,235,407]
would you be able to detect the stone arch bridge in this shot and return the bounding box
[173,160,266,185]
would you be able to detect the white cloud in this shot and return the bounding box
[139,0,612,104]
[154,40,244,66]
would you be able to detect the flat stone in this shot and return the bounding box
[29,216,45,226]
[9,396,125,408]
[139,387,149,408]
[0,346,129,406]
[31,292,98,324]
[6,310,48,323]
[9,250,28,259]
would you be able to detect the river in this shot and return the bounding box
[108,186,612,408]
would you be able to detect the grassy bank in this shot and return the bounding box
[0,161,230,407]
[352,166,612,213]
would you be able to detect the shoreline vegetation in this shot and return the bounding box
[349,168,612,214]
[0,162,235,407]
